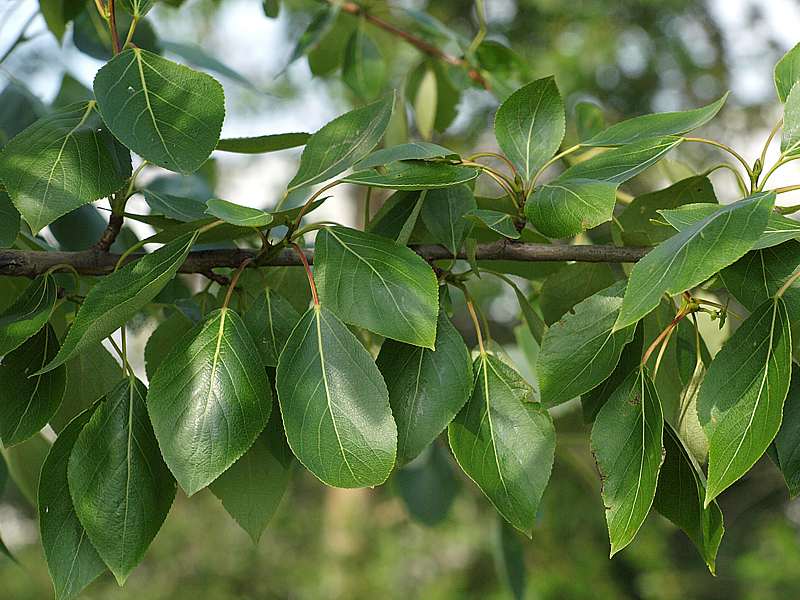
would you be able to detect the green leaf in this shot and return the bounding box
[68,378,175,584]
[343,27,385,100]
[615,191,774,330]
[159,40,255,90]
[39,405,107,600]
[464,209,520,239]
[147,308,271,495]
[93,48,225,174]
[653,423,724,574]
[395,444,459,526]
[314,226,439,347]
[526,178,618,238]
[0,101,131,233]
[0,192,19,247]
[1,432,51,505]
[143,189,207,222]
[205,198,273,227]
[287,95,394,192]
[615,176,717,247]
[0,325,65,446]
[0,274,57,356]
[276,305,396,488]
[420,184,476,255]
[494,77,565,186]
[782,83,800,156]
[216,133,309,154]
[582,94,727,147]
[119,0,154,17]
[721,244,800,355]
[575,102,605,142]
[356,142,456,169]
[448,352,555,536]
[539,263,616,325]
[41,233,197,373]
[581,323,644,423]
[775,42,800,102]
[377,311,472,465]
[263,0,279,18]
[698,298,792,505]
[242,287,301,367]
[342,161,478,190]
[144,310,194,380]
[407,61,460,136]
[772,371,800,496]
[538,282,635,408]
[660,202,800,250]
[286,6,338,68]
[209,405,293,543]
[590,369,664,556]
[52,344,123,433]
[494,519,526,600]
[557,136,683,183]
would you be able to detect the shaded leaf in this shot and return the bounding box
[0,191,19,248]
[68,378,175,584]
[342,161,478,190]
[210,405,293,543]
[144,310,194,380]
[0,101,131,233]
[242,287,301,367]
[395,444,459,526]
[0,274,57,356]
[465,209,520,239]
[216,133,309,154]
[539,262,617,325]
[538,282,635,407]
[314,226,439,347]
[654,423,724,574]
[39,405,106,600]
[205,198,272,227]
[772,370,800,496]
[0,325,65,446]
[420,184,476,254]
[143,189,207,222]
[377,311,472,465]
[356,142,455,169]
[343,27,385,100]
[160,40,255,90]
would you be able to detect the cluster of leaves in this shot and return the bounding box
[2,0,800,597]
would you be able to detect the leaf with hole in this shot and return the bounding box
[276,304,397,488]
[93,49,225,174]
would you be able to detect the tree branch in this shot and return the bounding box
[0,242,650,279]
[94,213,124,251]
[333,1,489,89]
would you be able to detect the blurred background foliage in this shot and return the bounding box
[2,0,800,598]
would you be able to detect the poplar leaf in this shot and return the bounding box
[68,378,176,584]
[698,298,792,505]
[591,369,664,556]
[93,49,225,174]
[449,353,556,536]
[276,305,397,488]
[147,308,272,495]
[377,311,473,465]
